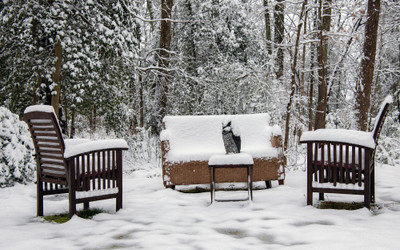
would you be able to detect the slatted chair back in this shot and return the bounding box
[372,96,393,144]
[24,109,68,188]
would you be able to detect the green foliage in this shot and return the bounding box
[44,208,104,224]
[317,201,365,210]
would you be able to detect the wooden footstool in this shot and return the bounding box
[208,153,254,203]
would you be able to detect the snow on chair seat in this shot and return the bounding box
[300,95,394,208]
[24,105,128,218]
[161,113,285,189]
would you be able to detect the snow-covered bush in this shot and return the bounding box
[376,110,400,165]
[0,107,35,187]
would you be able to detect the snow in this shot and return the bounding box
[312,182,364,190]
[1,163,400,249]
[24,105,56,114]
[300,129,376,149]
[76,188,119,200]
[64,139,129,158]
[209,153,254,165]
[162,113,281,162]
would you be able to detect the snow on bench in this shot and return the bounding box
[161,113,285,188]
[161,113,281,163]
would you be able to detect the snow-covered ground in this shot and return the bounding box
[1,162,400,250]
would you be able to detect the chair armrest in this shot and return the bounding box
[160,130,170,141]
[300,129,376,149]
[64,139,128,159]
[64,138,91,146]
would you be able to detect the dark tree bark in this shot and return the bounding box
[314,0,332,130]
[274,0,285,79]
[156,0,173,131]
[264,0,272,54]
[355,0,380,131]
[139,81,144,128]
[51,40,62,119]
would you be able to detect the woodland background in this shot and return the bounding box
[1,0,400,177]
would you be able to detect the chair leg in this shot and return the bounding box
[306,147,313,206]
[371,168,376,204]
[84,202,89,210]
[164,183,176,190]
[364,164,371,208]
[69,200,76,218]
[69,186,76,218]
[37,181,44,216]
[307,191,313,206]
[319,192,324,201]
[265,181,272,189]
[116,193,123,211]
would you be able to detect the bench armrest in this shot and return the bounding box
[300,129,376,149]
[64,139,128,159]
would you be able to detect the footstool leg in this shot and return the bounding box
[209,166,214,203]
[250,165,253,201]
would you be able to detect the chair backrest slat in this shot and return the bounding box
[24,108,67,184]
[372,96,393,144]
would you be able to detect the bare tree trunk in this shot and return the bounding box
[308,2,318,131]
[131,81,138,132]
[146,0,155,31]
[314,0,331,130]
[51,40,62,119]
[31,18,42,105]
[355,0,380,131]
[297,3,309,141]
[156,0,173,132]
[139,81,144,128]
[284,0,307,152]
[264,0,272,54]
[70,108,76,138]
[308,64,315,131]
[274,0,285,79]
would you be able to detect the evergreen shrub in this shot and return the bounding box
[0,106,35,187]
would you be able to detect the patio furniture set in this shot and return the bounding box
[24,94,394,217]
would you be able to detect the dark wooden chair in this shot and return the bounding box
[300,95,394,208]
[24,105,128,217]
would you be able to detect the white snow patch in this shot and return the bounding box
[312,182,364,190]
[64,139,128,158]
[1,164,400,249]
[209,153,254,165]
[300,129,376,149]
[76,188,119,199]
[24,105,56,114]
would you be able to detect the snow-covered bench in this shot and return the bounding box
[160,113,285,188]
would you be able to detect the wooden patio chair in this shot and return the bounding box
[24,105,128,218]
[300,95,394,208]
